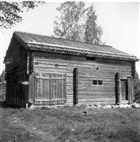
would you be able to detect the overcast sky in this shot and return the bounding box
[0,2,139,75]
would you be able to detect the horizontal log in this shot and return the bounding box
[66,90,73,95]
[66,85,73,89]
[66,94,73,98]
[34,52,85,61]
[35,98,65,101]
[66,73,73,77]
[78,94,115,98]
[34,60,68,66]
[78,81,114,86]
[78,101,115,105]
[78,98,115,103]
[78,90,115,94]
[34,63,67,69]
[35,77,65,80]
[34,68,67,73]
[34,57,131,80]
[96,58,132,65]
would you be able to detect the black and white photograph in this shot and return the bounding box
[0,1,140,142]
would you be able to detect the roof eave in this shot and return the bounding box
[27,43,139,62]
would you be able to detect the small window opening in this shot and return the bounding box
[98,80,103,85]
[93,80,103,85]
[93,80,97,85]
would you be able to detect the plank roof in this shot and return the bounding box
[13,31,138,61]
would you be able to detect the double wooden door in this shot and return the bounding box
[35,72,66,105]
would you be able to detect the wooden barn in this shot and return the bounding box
[4,31,139,107]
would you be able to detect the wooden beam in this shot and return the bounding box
[127,77,132,104]
[73,68,78,105]
[29,52,34,74]
[115,72,120,104]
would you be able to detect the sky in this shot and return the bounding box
[0,2,140,75]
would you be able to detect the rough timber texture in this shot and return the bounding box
[5,39,29,107]
[73,68,78,105]
[4,31,138,107]
[33,52,133,105]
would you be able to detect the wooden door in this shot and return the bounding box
[121,80,128,101]
[35,72,66,105]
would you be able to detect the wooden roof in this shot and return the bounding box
[12,31,138,61]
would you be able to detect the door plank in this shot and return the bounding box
[34,72,66,105]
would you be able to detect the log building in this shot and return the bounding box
[4,31,139,107]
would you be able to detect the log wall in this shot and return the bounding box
[5,43,29,107]
[33,52,132,105]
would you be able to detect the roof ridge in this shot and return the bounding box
[14,31,113,48]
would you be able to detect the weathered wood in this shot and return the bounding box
[131,80,134,103]
[115,72,120,104]
[78,98,115,104]
[29,52,34,74]
[34,52,86,61]
[73,68,78,105]
[34,72,66,105]
[6,73,28,107]
[121,79,128,101]
[131,61,135,79]
[5,36,135,107]
[29,72,35,103]
[127,77,134,104]
[33,53,133,105]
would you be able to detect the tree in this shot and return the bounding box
[53,1,87,42]
[84,5,103,44]
[0,70,5,82]
[134,72,140,102]
[0,1,45,29]
[53,2,103,44]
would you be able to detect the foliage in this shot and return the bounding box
[0,70,5,82]
[134,72,140,101]
[53,1,87,42]
[0,1,45,29]
[84,5,103,44]
[53,2,102,44]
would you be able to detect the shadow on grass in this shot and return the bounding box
[0,94,22,109]
[0,100,23,109]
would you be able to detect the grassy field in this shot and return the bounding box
[1,101,140,142]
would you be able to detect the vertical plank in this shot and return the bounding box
[29,52,34,74]
[29,72,35,103]
[47,79,50,100]
[34,72,66,105]
[73,68,78,105]
[62,77,63,99]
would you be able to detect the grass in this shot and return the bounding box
[1,101,140,142]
